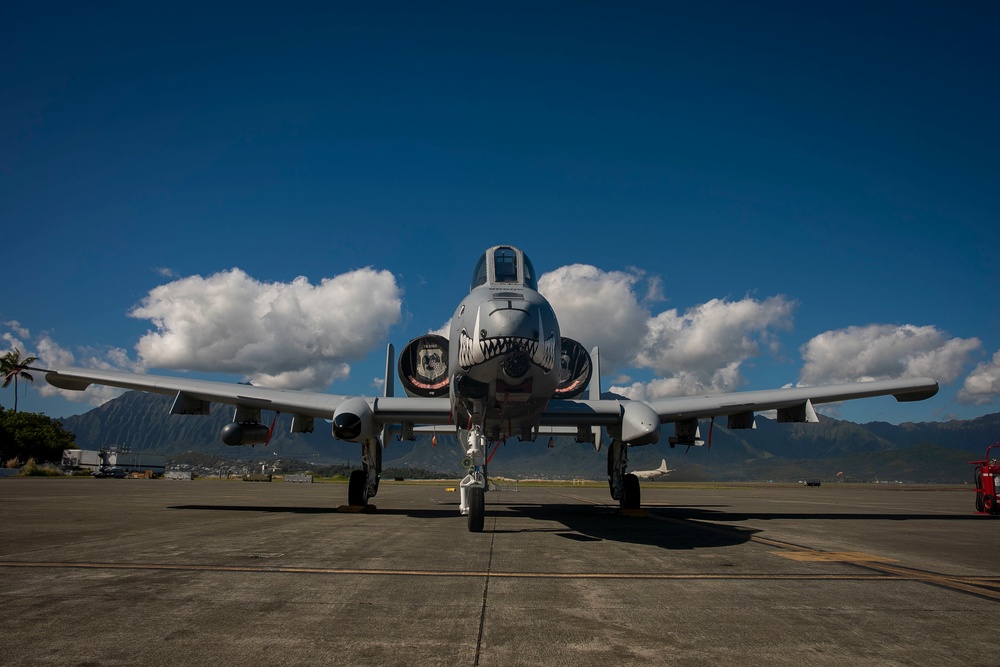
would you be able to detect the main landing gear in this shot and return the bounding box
[608,439,641,510]
[459,426,488,532]
[348,438,382,509]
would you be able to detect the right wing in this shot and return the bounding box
[538,376,939,447]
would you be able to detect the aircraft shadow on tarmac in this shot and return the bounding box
[168,501,757,549]
[492,502,757,549]
[662,507,982,522]
[171,504,344,514]
[168,502,980,550]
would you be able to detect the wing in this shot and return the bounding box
[42,366,452,424]
[646,377,939,422]
[540,377,939,445]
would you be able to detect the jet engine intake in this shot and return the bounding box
[221,422,270,446]
[332,397,377,442]
[398,334,450,397]
[554,337,593,399]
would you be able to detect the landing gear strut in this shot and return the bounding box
[459,425,487,532]
[348,438,382,507]
[608,438,641,510]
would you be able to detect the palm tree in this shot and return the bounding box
[1,347,38,413]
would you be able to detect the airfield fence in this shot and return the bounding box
[488,478,519,492]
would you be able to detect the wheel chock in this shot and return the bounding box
[615,508,648,518]
[337,504,377,513]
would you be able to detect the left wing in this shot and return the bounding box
[42,366,452,425]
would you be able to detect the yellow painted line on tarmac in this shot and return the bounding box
[0,560,900,580]
[853,561,1000,602]
[772,551,898,563]
[3,560,1000,595]
[545,489,1000,602]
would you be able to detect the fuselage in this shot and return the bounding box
[447,246,560,440]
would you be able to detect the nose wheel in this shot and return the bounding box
[459,425,488,531]
[467,486,485,532]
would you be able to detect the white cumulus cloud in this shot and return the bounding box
[538,264,795,398]
[959,350,1000,405]
[0,327,128,406]
[538,264,650,369]
[799,324,979,386]
[632,295,795,396]
[129,267,402,390]
[3,320,30,339]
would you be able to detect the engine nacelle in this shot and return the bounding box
[332,397,378,442]
[221,422,270,446]
[398,334,450,398]
[554,337,593,399]
[621,400,660,446]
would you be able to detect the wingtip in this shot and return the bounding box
[44,369,92,391]
[893,379,939,402]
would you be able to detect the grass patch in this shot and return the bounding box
[19,458,64,477]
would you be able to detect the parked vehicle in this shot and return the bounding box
[971,444,1000,514]
[93,467,128,479]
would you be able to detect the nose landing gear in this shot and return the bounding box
[460,425,488,532]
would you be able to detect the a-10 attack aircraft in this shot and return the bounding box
[43,245,939,532]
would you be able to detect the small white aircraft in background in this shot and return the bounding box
[632,459,672,480]
[40,245,939,532]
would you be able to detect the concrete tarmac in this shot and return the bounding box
[1,478,997,666]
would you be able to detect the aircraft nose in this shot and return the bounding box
[486,303,533,336]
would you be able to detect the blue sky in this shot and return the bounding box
[2,2,997,424]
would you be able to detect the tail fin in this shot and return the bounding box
[658,459,668,473]
[381,343,395,446]
[590,346,603,452]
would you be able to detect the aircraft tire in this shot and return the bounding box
[348,469,367,507]
[468,486,485,532]
[622,473,641,510]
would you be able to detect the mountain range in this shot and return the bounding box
[60,391,1000,483]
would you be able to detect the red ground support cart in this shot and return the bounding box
[971,444,1000,514]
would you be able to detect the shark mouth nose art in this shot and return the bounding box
[458,308,556,372]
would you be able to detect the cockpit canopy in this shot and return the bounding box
[470,246,538,291]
